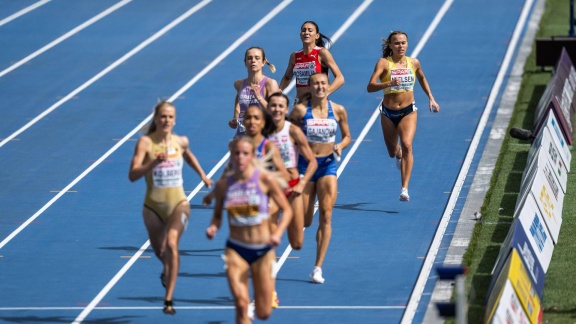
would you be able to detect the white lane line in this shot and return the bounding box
[0,0,132,78]
[0,0,51,27]
[275,0,374,272]
[71,2,293,323]
[1,305,405,311]
[0,0,212,149]
[0,0,214,249]
[400,0,534,322]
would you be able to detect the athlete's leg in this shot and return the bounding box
[313,175,337,269]
[142,207,167,261]
[302,181,317,228]
[225,248,251,324]
[163,201,190,310]
[287,192,304,250]
[397,112,418,189]
[251,250,276,320]
[380,115,401,158]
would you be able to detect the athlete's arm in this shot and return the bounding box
[289,125,317,194]
[279,52,296,91]
[319,48,344,96]
[129,136,162,182]
[266,141,291,182]
[206,179,226,239]
[230,80,243,128]
[262,172,293,246]
[366,58,394,92]
[288,103,306,126]
[333,104,351,156]
[179,135,213,188]
[413,58,440,112]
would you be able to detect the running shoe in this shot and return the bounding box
[310,267,325,284]
[247,301,255,320]
[163,300,175,315]
[399,188,410,202]
[272,291,279,308]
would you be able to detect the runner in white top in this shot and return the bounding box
[267,92,317,251]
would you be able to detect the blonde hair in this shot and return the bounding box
[140,100,174,135]
[228,136,287,188]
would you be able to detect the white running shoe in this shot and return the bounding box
[399,188,410,202]
[310,267,325,284]
[247,301,255,320]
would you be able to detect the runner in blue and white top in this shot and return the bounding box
[288,72,351,284]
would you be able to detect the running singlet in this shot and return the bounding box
[381,56,416,95]
[144,136,187,222]
[256,138,268,159]
[237,77,268,136]
[301,100,338,144]
[268,121,299,169]
[224,169,269,226]
[293,47,324,88]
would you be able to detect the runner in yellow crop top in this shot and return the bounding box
[366,30,440,202]
[129,101,212,315]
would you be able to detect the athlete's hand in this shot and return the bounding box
[429,99,440,113]
[268,232,281,247]
[203,177,213,189]
[154,152,168,165]
[206,224,218,239]
[228,119,238,129]
[202,192,214,206]
[250,83,261,97]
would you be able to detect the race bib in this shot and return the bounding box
[390,68,415,92]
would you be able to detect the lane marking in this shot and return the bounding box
[1,305,405,311]
[0,0,212,149]
[71,2,293,323]
[401,0,535,322]
[0,0,213,251]
[0,0,51,27]
[0,0,132,78]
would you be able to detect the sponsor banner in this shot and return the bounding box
[534,48,576,145]
[537,110,572,172]
[526,126,569,193]
[491,220,546,299]
[554,48,576,114]
[530,160,564,243]
[514,193,555,271]
[489,280,531,324]
[485,249,542,324]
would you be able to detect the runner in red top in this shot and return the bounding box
[279,21,344,105]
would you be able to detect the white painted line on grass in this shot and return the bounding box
[0,0,132,78]
[0,0,51,27]
[400,0,534,322]
[0,0,211,149]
